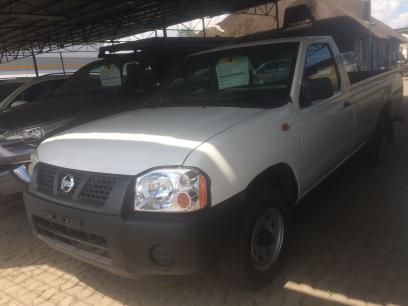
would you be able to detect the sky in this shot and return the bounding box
[372,0,408,29]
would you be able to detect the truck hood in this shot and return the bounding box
[39,107,264,175]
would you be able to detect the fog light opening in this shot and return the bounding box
[150,245,174,267]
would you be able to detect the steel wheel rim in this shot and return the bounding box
[250,207,285,272]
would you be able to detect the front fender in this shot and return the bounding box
[183,105,302,206]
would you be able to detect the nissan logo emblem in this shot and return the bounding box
[61,174,75,193]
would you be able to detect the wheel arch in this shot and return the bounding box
[245,163,299,209]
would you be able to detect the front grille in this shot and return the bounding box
[57,170,84,196]
[37,165,56,193]
[36,164,118,204]
[33,216,111,264]
[80,175,117,202]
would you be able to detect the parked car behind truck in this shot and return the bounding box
[0,74,69,110]
[24,36,403,287]
[1,37,231,203]
[0,75,69,203]
[0,78,32,103]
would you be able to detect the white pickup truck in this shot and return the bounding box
[24,36,403,287]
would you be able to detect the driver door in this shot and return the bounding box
[297,43,353,192]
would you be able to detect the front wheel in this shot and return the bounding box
[250,207,285,272]
[221,189,290,289]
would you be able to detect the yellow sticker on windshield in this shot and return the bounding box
[216,56,250,90]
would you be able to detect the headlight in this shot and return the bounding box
[28,149,39,177]
[135,168,209,213]
[4,127,45,141]
[1,117,76,143]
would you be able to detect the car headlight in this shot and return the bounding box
[28,149,39,177]
[1,117,76,143]
[134,168,209,213]
[4,127,45,141]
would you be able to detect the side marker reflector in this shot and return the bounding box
[281,123,290,132]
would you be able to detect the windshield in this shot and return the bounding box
[153,42,299,108]
[55,59,156,97]
[0,82,25,102]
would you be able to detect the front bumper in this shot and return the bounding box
[0,140,33,197]
[0,165,25,196]
[24,191,245,278]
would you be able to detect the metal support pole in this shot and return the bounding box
[163,27,167,38]
[32,52,39,77]
[202,17,206,37]
[275,1,280,34]
[59,52,66,75]
[368,0,373,70]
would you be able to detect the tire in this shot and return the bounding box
[365,110,393,164]
[221,188,290,289]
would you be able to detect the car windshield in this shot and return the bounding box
[55,59,156,97]
[153,42,299,108]
[0,82,25,102]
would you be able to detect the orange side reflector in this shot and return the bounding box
[199,175,208,208]
[281,123,290,132]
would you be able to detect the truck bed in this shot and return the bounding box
[348,68,403,119]
[348,70,390,84]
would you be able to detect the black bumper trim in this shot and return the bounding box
[39,235,112,266]
[24,190,246,278]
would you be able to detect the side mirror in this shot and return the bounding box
[10,100,29,108]
[300,78,334,108]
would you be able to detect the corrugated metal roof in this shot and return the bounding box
[0,0,278,62]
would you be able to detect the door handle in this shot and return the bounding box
[343,101,352,108]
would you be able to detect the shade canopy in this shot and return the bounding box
[0,0,278,62]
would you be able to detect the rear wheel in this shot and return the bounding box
[221,189,290,289]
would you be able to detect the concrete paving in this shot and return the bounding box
[0,79,407,306]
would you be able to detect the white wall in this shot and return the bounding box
[401,33,408,59]
[0,44,99,78]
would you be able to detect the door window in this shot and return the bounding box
[302,44,341,105]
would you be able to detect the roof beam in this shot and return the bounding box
[0,12,67,21]
[0,0,279,63]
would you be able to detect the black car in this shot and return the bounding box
[0,37,232,203]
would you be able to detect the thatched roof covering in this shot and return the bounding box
[205,0,404,42]
[204,1,296,37]
[285,0,404,41]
